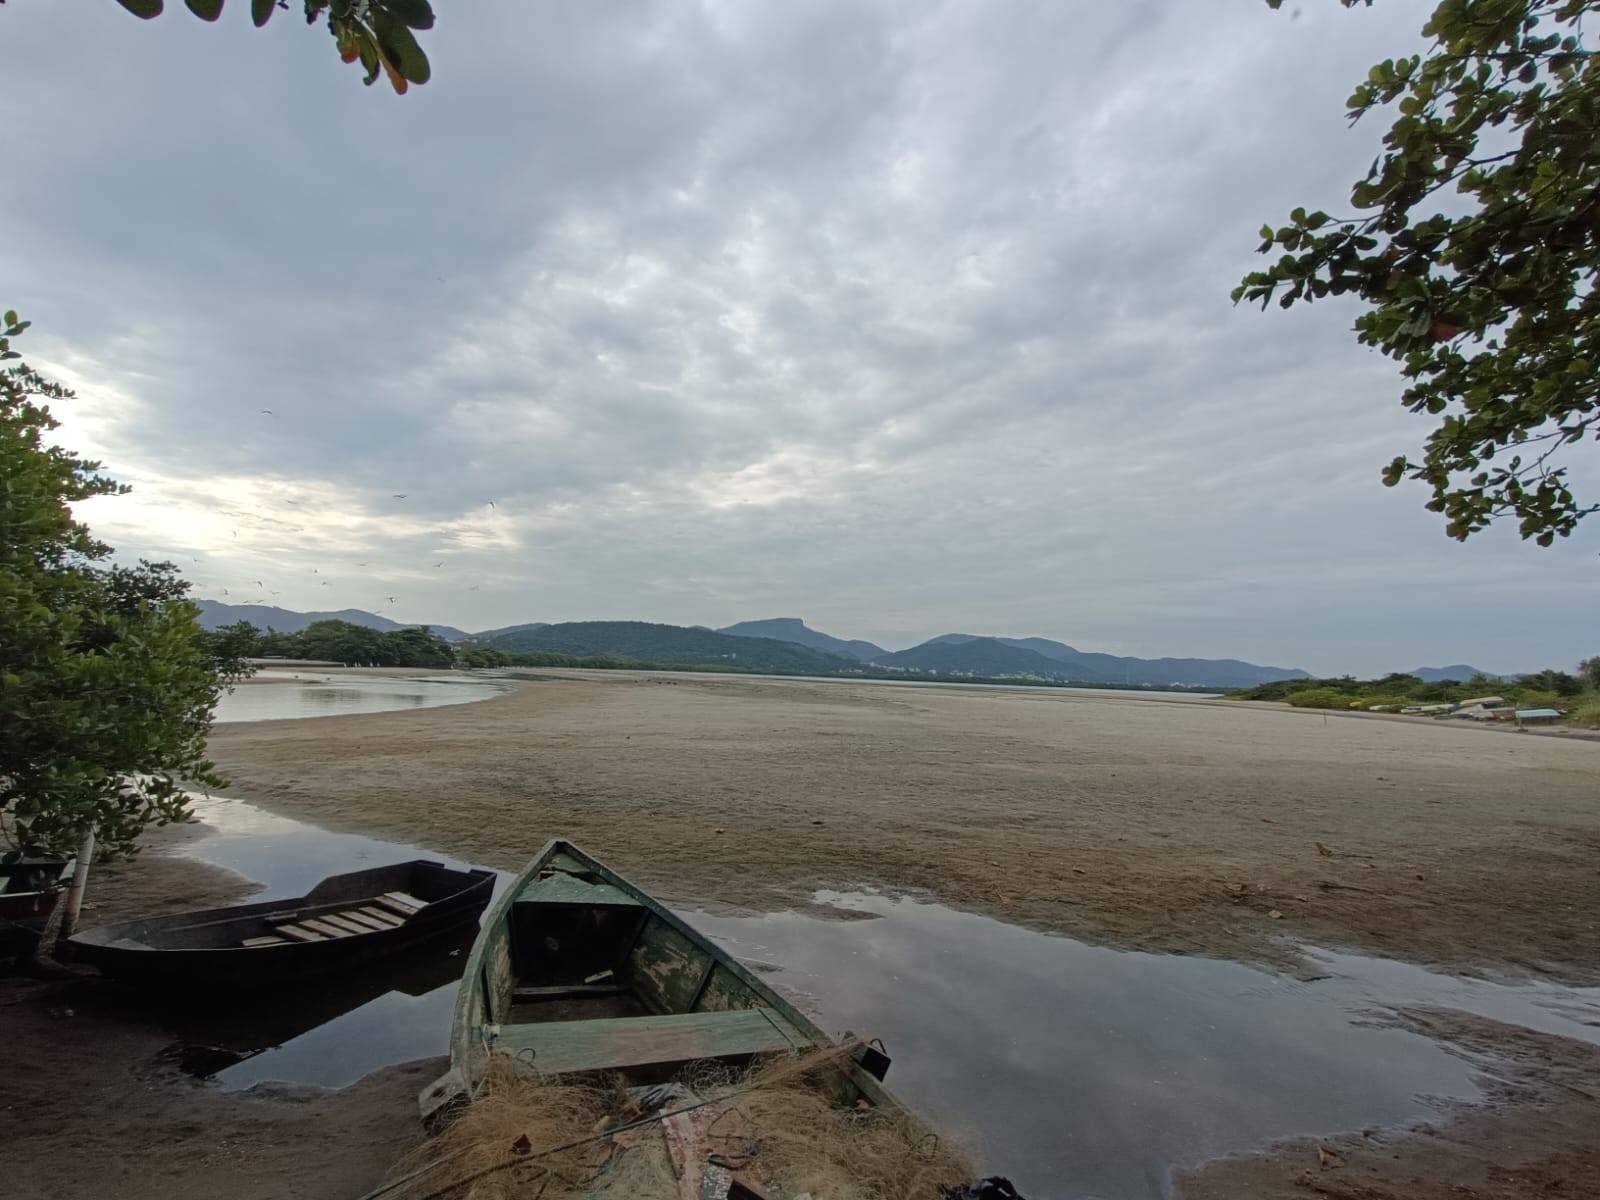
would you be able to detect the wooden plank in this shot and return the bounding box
[335,910,390,932]
[278,924,326,943]
[511,983,629,1002]
[629,918,712,1012]
[698,966,760,1013]
[300,917,355,939]
[489,1007,811,1075]
[319,914,372,936]
[241,935,289,948]
[515,871,639,907]
[357,905,405,928]
[376,892,424,917]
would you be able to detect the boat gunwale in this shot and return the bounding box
[450,838,895,1108]
[66,859,495,956]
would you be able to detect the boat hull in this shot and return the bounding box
[442,839,892,1114]
[65,859,495,990]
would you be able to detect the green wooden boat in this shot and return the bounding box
[425,838,894,1122]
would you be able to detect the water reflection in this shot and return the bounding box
[693,894,1600,1199]
[156,925,476,1088]
[213,672,507,724]
[159,801,1600,1200]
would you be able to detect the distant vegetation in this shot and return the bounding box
[207,618,1222,692]
[1231,661,1599,722]
[203,619,456,670]
[204,615,1595,718]
[478,621,857,675]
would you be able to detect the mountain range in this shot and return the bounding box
[193,599,470,642]
[1407,665,1510,683]
[480,620,854,674]
[869,633,1308,689]
[716,618,886,661]
[198,599,1503,689]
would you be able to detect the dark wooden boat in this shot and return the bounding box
[431,838,893,1119]
[0,853,74,956]
[65,859,495,989]
[0,853,73,919]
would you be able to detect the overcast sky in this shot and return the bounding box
[5,1,1595,675]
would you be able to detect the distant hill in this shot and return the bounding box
[194,599,470,642]
[469,622,549,642]
[482,621,858,674]
[718,618,886,662]
[874,637,1081,680]
[909,634,1309,689]
[1409,665,1508,683]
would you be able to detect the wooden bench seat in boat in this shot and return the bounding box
[259,903,410,945]
[489,1007,813,1075]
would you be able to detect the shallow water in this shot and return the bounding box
[496,667,1222,700]
[213,671,508,723]
[161,798,1600,1200]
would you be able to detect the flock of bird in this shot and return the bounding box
[190,419,502,620]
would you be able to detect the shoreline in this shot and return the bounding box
[206,668,1600,983]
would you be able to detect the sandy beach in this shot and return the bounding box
[210,670,1600,981]
[9,670,1600,1200]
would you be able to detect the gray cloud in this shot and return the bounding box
[5,1,1594,676]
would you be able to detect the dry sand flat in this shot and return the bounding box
[208,670,1600,982]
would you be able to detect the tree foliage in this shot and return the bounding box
[211,618,456,668]
[1,312,229,859]
[108,0,436,95]
[1231,664,1588,706]
[1240,0,1600,544]
[1580,654,1600,687]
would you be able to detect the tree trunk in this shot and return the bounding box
[59,828,96,939]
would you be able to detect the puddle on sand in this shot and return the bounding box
[158,798,508,1091]
[156,800,1600,1200]
[693,894,1600,1199]
[213,671,508,724]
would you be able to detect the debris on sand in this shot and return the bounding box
[386,1046,975,1200]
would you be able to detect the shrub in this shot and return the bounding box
[1567,700,1600,730]
[1286,688,1356,710]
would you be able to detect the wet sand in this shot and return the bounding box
[210,670,1600,982]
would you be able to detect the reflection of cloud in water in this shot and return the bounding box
[692,895,1600,1200]
[213,672,505,723]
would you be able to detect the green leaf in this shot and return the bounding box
[3,310,17,327]
[369,9,430,84]
[184,0,223,19]
[252,0,276,26]
[379,0,435,31]
[113,0,164,16]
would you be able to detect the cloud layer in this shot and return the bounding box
[6,1,1594,674]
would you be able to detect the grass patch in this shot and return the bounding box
[1566,699,1600,730]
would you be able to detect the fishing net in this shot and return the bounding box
[386,1042,975,1200]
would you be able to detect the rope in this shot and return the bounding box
[352,1042,864,1200]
